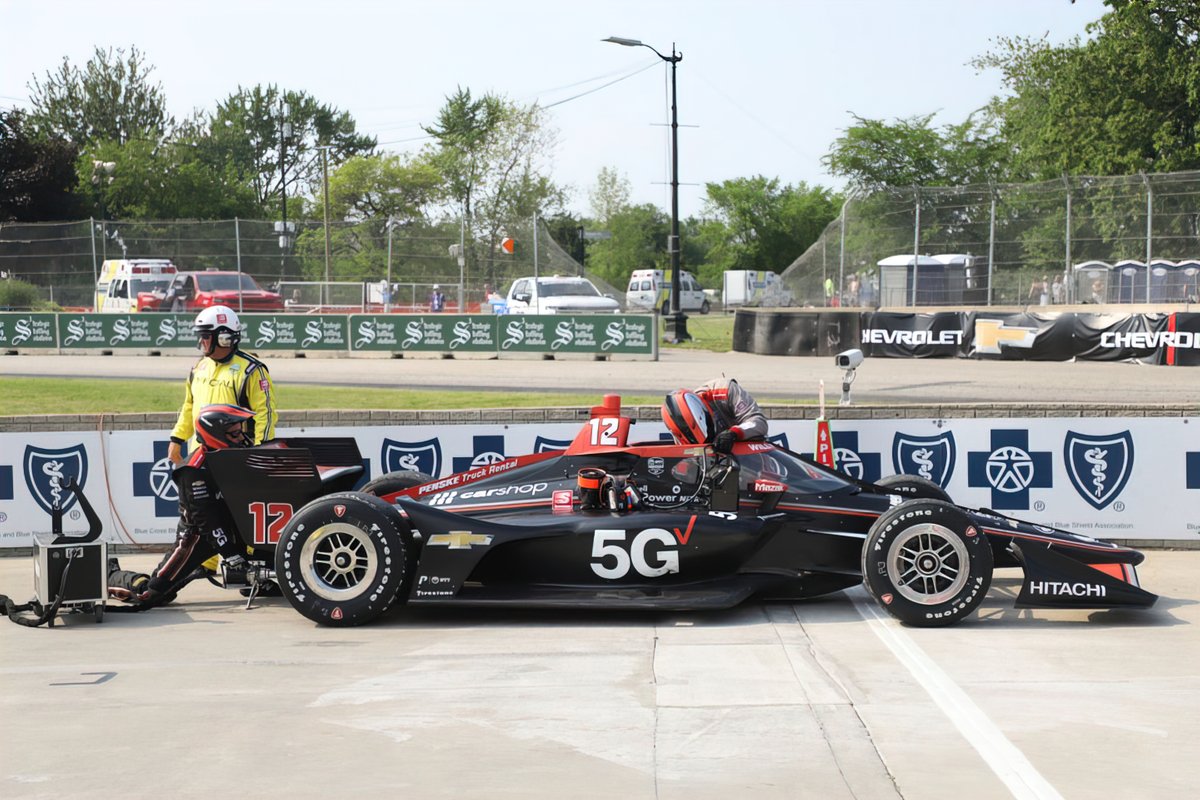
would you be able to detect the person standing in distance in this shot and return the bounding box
[168,305,278,465]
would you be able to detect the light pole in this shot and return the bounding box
[604,35,689,342]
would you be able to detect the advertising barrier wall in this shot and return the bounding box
[0,312,658,358]
[736,309,1200,365]
[1,416,1196,548]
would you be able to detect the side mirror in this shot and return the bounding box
[709,457,740,513]
[514,292,531,304]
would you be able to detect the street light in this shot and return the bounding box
[604,35,689,342]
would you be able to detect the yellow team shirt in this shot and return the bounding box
[170,350,278,450]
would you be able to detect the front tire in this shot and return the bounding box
[700,299,711,314]
[275,492,410,626]
[862,499,992,627]
[875,473,952,502]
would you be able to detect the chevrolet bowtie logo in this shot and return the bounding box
[973,319,1040,354]
[427,531,494,549]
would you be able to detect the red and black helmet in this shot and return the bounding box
[195,404,255,450]
[662,389,714,445]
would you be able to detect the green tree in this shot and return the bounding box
[694,177,840,288]
[976,2,1200,179]
[77,138,257,220]
[200,85,377,216]
[423,88,564,286]
[27,45,170,146]
[584,203,669,288]
[588,166,631,224]
[0,109,81,221]
[325,152,441,222]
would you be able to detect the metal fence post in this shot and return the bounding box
[911,187,921,307]
[1142,173,1153,303]
[235,217,244,312]
[89,217,98,312]
[988,189,997,307]
[1063,175,1073,304]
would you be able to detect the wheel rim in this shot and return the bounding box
[886,523,968,605]
[299,522,379,601]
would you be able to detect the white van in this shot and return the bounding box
[96,259,178,312]
[626,269,709,314]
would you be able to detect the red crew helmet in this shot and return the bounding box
[662,389,714,445]
[195,404,255,450]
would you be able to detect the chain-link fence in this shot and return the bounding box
[0,214,623,311]
[781,170,1200,308]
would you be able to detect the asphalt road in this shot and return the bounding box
[2,349,1197,405]
[1,551,1196,799]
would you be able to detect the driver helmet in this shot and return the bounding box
[193,305,242,352]
[195,404,255,450]
[662,389,714,445]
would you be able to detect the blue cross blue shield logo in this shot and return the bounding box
[831,431,881,482]
[1065,430,1133,510]
[23,444,88,515]
[0,465,12,501]
[767,433,790,450]
[534,436,572,453]
[133,440,179,517]
[1188,452,1200,490]
[967,430,1052,510]
[892,431,956,489]
[453,435,506,474]
[381,438,443,478]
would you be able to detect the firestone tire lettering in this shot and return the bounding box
[861,499,993,628]
[274,491,411,627]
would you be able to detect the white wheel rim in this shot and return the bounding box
[299,522,379,601]
[886,523,968,605]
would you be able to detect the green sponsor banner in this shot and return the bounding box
[349,315,498,352]
[240,314,348,351]
[58,312,196,348]
[0,313,58,348]
[497,314,655,355]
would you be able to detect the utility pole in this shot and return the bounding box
[319,145,333,307]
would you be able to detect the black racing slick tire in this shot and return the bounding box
[360,471,433,498]
[862,499,992,627]
[274,492,410,627]
[875,473,952,502]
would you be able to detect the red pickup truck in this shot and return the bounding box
[138,270,284,313]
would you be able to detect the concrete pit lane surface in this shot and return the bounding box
[1,551,1198,799]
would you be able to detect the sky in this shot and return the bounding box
[1,0,1108,219]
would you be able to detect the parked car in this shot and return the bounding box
[95,259,178,312]
[138,270,284,313]
[505,276,620,314]
[626,269,709,314]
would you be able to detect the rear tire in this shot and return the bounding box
[274,492,410,626]
[360,470,432,497]
[862,499,992,627]
[875,473,952,502]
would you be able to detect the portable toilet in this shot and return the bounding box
[876,255,944,306]
[930,254,975,305]
[1148,259,1176,303]
[1173,260,1200,303]
[1073,261,1112,304]
[1112,260,1147,303]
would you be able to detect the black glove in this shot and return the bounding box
[713,429,736,454]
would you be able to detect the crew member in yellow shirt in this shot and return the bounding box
[168,305,278,465]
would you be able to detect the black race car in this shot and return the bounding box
[206,395,1157,627]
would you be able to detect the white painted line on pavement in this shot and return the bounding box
[852,597,1063,800]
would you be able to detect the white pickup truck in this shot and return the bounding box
[505,276,620,314]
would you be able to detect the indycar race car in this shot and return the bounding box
[204,395,1157,627]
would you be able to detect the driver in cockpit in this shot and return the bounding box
[661,378,768,454]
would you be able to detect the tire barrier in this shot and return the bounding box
[733,309,1200,365]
